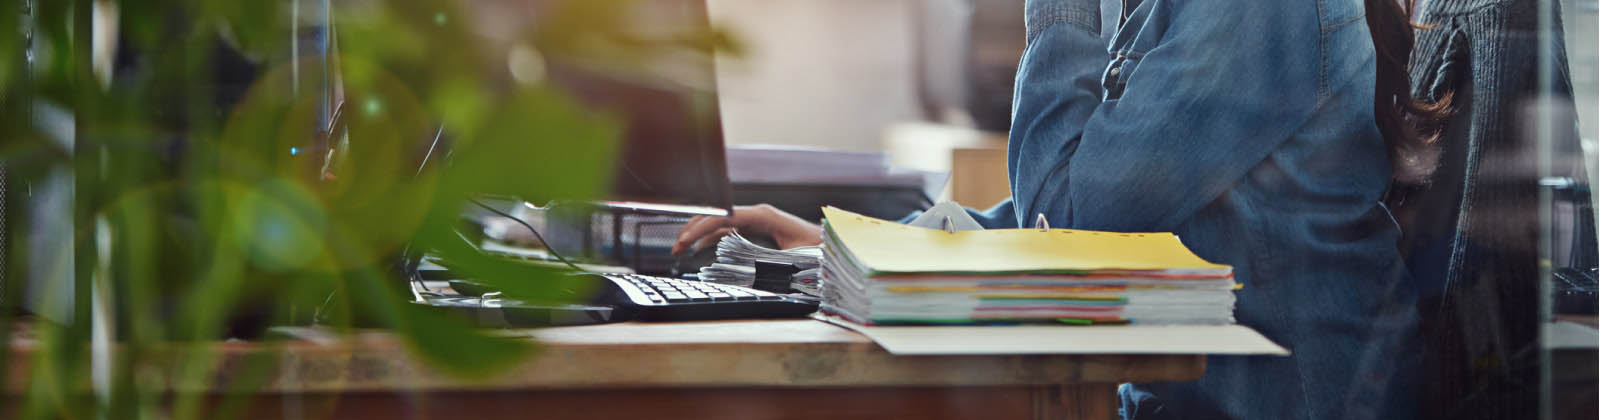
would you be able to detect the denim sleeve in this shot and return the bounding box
[967,198,1019,229]
[1008,0,1106,228]
[1012,0,1323,232]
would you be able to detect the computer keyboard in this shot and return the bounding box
[441,273,819,322]
[599,273,819,321]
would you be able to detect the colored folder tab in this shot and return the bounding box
[819,207,1230,275]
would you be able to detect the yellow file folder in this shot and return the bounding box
[821,206,1230,275]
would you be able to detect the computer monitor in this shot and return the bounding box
[540,0,732,217]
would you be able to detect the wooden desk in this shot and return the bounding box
[9,319,1205,419]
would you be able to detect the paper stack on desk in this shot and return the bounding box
[698,232,824,294]
[818,207,1237,325]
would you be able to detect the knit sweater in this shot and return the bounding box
[1392,0,1595,418]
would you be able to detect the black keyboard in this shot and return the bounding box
[601,273,819,321]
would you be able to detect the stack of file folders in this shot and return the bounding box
[818,207,1238,325]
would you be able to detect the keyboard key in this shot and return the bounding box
[683,290,711,301]
[663,292,689,301]
[724,292,758,301]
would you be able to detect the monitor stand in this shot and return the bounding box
[587,201,728,275]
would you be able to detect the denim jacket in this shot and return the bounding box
[971,0,1421,418]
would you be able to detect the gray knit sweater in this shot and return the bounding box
[1392,0,1594,418]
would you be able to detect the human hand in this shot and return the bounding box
[670,204,824,256]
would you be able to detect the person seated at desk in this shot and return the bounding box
[674,0,1450,418]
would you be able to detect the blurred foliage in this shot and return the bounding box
[0,0,738,418]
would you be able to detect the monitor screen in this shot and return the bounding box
[540,0,732,216]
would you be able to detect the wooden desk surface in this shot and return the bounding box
[8,319,1209,419]
[8,319,1205,394]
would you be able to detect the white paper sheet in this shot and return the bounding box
[815,313,1290,356]
[907,200,985,232]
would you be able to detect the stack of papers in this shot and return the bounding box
[726,146,890,184]
[725,145,950,199]
[698,232,824,295]
[819,207,1237,325]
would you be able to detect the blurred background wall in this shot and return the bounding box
[1564,0,1597,189]
[706,0,1023,153]
[707,0,923,152]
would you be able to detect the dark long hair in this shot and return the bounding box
[1364,0,1454,184]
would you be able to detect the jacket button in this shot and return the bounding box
[1108,66,1122,79]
